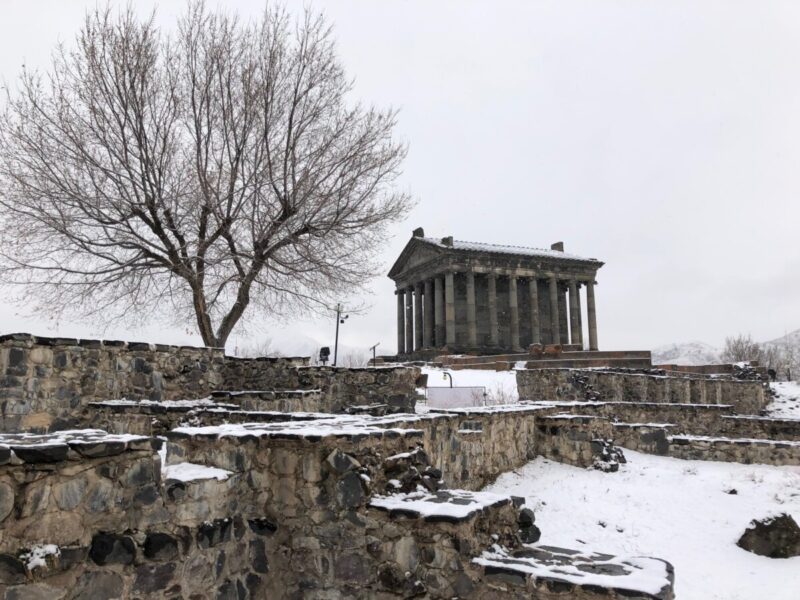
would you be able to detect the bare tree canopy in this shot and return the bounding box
[0,2,410,347]
[720,334,763,364]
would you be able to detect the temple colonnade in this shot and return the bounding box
[396,270,598,354]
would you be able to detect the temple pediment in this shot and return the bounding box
[387,238,442,279]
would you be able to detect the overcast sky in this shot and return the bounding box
[1,0,799,355]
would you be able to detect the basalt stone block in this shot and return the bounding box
[250,539,268,574]
[89,533,136,566]
[0,445,10,466]
[144,533,179,561]
[134,484,160,507]
[53,476,88,510]
[197,518,233,548]
[166,482,186,502]
[57,546,87,570]
[518,507,536,527]
[378,563,405,590]
[484,564,527,586]
[72,571,125,600]
[336,471,365,509]
[133,562,177,593]
[128,342,153,351]
[70,440,127,458]
[126,459,156,486]
[334,553,368,581]
[216,580,238,600]
[0,554,26,585]
[246,573,264,596]
[247,518,277,536]
[53,352,69,368]
[737,513,800,558]
[87,480,116,513]
[215,550,226,577]
[7,347,26,368]
[325,449,361,474]
[11,443,69,463]
[0,482,12,523]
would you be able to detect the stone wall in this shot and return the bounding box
[0,432,270,598]
[386,408,544,490]
[0,334,230,431]
[164,423,525,598]
[535,414,800,467]
[0,334,419,432]
[666,435,800,465]
[534,414,614,467]
[517,368,767,414]
[221,360,421,413]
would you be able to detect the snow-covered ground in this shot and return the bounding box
[766,381,800,419]
[484,451,800,600]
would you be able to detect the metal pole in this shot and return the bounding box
[369,342,380,366]
[333,303,341,367]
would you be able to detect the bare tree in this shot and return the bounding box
[720,334,762,364]
[0,2,410,347]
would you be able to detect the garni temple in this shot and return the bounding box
[388,228,603,356]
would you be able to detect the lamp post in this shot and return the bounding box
[369,342,380,366]
[333,303,348,367]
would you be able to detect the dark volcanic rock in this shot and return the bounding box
[737,514,800,558]
[144,532,179,561]
[89,533,136,565]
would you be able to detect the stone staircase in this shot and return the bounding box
[433,350,653,372]
[367,488,675,599]
[533,400,800,467]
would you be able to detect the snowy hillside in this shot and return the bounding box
[764,329,800,351]
[651,341,721,365]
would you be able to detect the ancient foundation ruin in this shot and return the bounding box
[1,332,794,598]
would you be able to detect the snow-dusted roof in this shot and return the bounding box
[419,237,600,263]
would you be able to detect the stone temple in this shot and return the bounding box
[389,228,603,356]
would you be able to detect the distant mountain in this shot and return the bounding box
[763,329,800,351]
[651,341,721,366]
[652,329,800,366]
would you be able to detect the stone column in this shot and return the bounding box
[445,272,456,347]
[465,271,478,348]
[434,277,445,347]
[396,289,405,354]
[508,275,520,351]
[405,286,414,354]
[414,282,424,351]
[529,278,540,345]
[568,279,580,345]
[558,284,569,345]
[575,283,584,347]
[487,274,499,347]
[587,281,598,351]
[549,276,560,345]
[423,279,434,348]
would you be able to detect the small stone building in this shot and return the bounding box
[388,229,604,355]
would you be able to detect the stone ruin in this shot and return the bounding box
[3,329,795,599]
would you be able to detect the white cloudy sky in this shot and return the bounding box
[1,0,799,355]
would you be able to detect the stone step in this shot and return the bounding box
[609,422,800,466]
[439,350,652,367]
[667,434,800,466]
[524,357,653,369]
[473,544,675,599]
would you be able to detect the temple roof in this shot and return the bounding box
[388,230,602,280]
[417,237,598,262]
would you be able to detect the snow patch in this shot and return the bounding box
[162,462,232,482]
